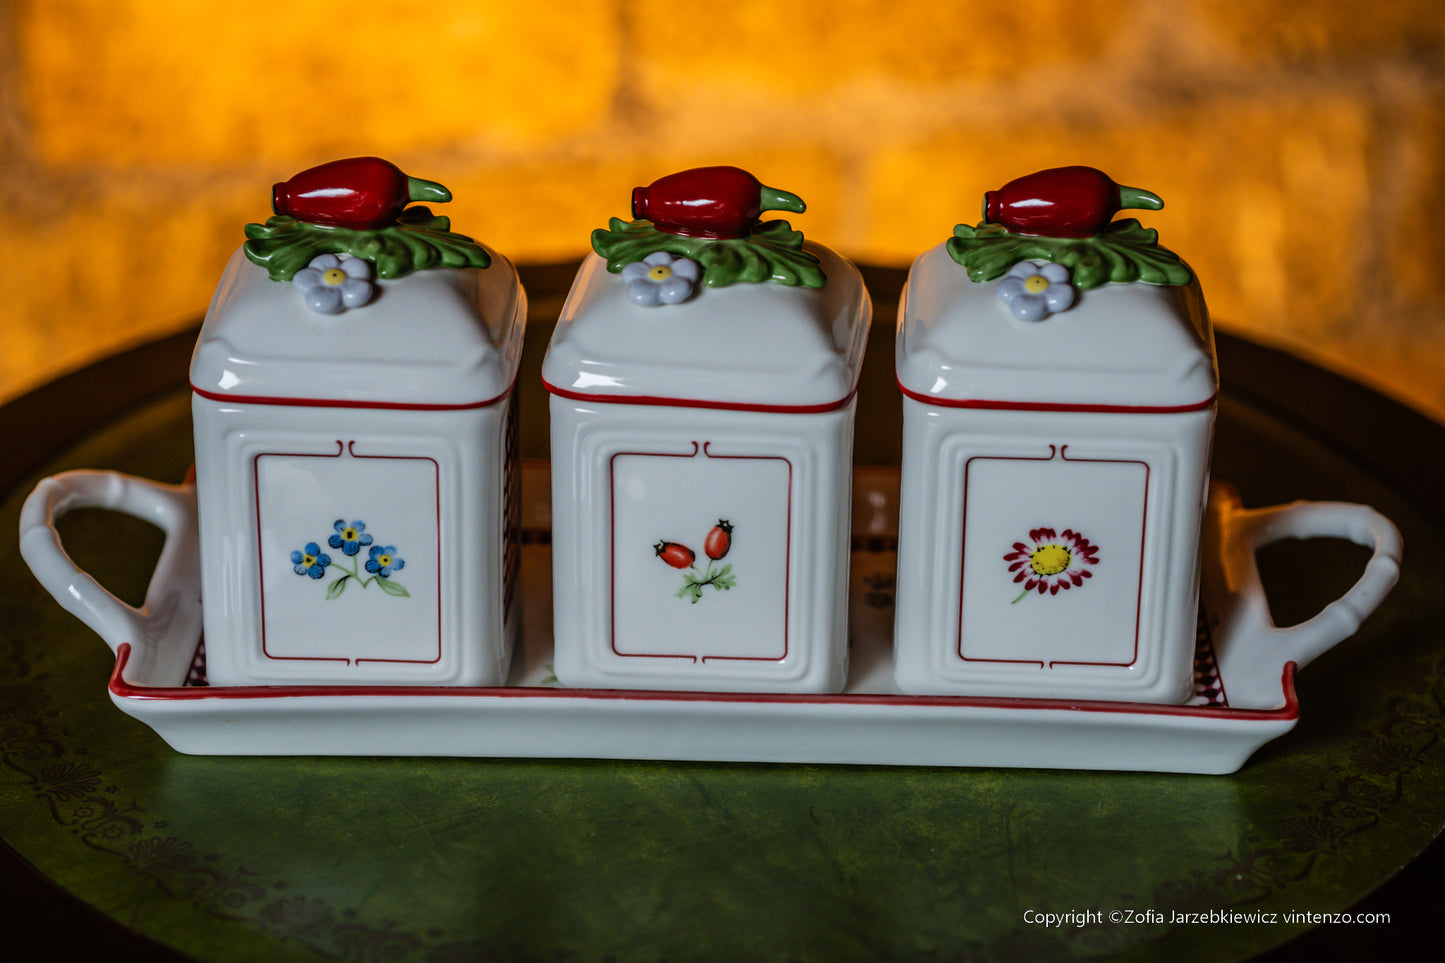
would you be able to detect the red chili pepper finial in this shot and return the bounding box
[631,166,806,239]
[982,166,1164,238]
[272,156,452,230]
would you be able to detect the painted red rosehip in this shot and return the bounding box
[704,520,733,561]
[654,540,695,569]
[981,166,1164,238]
[272,156,452,230]
[631,166,806,239]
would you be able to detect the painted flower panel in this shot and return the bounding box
[1004,526,1099,602]
[289,522,409,600]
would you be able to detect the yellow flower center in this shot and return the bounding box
[323,267,348,286]
[648,265,673,282]
[377,554,392,567]
[1023,274,1050,294]
[1029,544,1072,576]
[341,528,358,541]
[301,553,317,567]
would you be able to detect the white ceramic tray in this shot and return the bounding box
[20,468,1400,773]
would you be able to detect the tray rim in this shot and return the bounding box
[107,641,1301,723]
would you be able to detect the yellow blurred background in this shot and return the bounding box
[2,0,1443,421]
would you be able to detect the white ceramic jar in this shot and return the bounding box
[893,168,1215,703]
[189,159,526,686]
[544,169,871,692]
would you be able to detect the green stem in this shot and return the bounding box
[1011,588,1030,605]
[1117,185,1164,212]
[683,562,723,592]
[759,185,806,214]
[334,556,380,588]
[407,176,452,204]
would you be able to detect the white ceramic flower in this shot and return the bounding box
[621,252,700,307]
[293,254,374,314]
[996,260,1076,322]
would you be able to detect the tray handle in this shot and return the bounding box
[19,470,201,686]
[1208,488,1402,708]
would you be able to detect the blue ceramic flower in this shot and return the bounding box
[366,545,405,578]
[996,260,1076,322]
[621,252,700,307]
[293,254,374,314]
[328,519,374,557]
[291,543,332,579]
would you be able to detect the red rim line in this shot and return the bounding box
[190,365,520,411]
[108,644,1300,722]
[542,376,858,414]
[896,379,1217,414]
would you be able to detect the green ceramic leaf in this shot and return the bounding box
[243,208,491,282]
[377,578,410,598]
[591,218,826,289]
[325,575,349,600]
[946,218,1192,289]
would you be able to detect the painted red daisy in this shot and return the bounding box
[1004,527,1100,603]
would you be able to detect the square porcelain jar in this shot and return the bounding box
[190,158,526,687]
[543,167,872,693]
[893,167,1215,703]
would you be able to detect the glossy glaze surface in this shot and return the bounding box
[193,248,525,406]
[544,235,869,692]
[270,156,452,230]
[897,242,1215,409]
[183,246,525,686]
[981,165,1163,238]
[191,399,516,686]
[17,466,1397,770]
[548,403,855,693]
[544,245,869,409]
[630,165,806,239]
[895,235,1221,701]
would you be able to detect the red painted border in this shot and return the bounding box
[608,444,703,664]
[191,369,517,411]
[1050,447,1150,669]
[957,447,1057,668]
[957,445,1149,669]
[347,443,444,668]
[607,442,793,663]
[108,643,1301,723]
[898,380,1216,414]
[543,376,856,414]
[256,442,347,667]
[696,444,792,665]
[255,440,443,667]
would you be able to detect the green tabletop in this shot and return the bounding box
[1,265,1441,962]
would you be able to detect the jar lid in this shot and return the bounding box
[542,244,871,412]
[896,243,1216,412]
[190,246,525,409]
